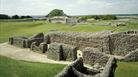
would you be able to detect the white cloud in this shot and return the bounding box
[0,0,138,15]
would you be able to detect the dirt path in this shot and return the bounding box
[0,43,71,65]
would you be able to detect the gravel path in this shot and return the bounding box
[0,43,71,65]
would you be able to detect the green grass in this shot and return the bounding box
[0,20,138,77]
[0,55,66,77]
[115,62,138,77]
[0,21,138,43]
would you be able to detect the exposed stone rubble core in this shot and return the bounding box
[55,57,117,77]
[82,47,109,67]
[109,31,138,56]
[30,42,48,53]
[9,36,28,48]
[45,30,138,56]
[8,30,138,77]
[124,48,138,61]
[46,31,111,53]
[47,42,77,61]
[9,33,44,48]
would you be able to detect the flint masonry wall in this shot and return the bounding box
[9,33,44,48]
[45,31,111,54]
[124,48,138,61]
[82,47,109,66]
[9,36,28,48]
[45,31,138,56]
[109,31,138,56]
[47,42,77,61]
[55,57,117,77]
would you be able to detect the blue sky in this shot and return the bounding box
[0,0,138,15]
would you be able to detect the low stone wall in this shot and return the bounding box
[26,33,44,48]
[45,30,138,56]
[45,31,111,53]
[9,33,44,48]
[124,48,138,61]
[55,57,117,77]
[82,47,109,67]
[30,42,47,53]
[47,42,77,61]
[110,31,138,56]
[9,36,28,48]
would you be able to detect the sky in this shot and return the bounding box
[0,0,138,16]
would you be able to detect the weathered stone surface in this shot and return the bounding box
[44,31,138,56]
[55,57,117,77]
[47,43,63,60]
[39,43,48,53]
[62,43,77,61]
[47,42,77,61]
[82,47,109,67]
[124,49,138,61]
[109,31,138,56]
[45,31,111,53]
[9,36,28,48]
[30,42,48,53]
[27,33,44,48]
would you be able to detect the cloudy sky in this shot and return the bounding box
[0,0,138,15]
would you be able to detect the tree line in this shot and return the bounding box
[79,15,117,20]
[0,14,32,19]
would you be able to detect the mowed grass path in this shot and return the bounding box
[0,55,66,77]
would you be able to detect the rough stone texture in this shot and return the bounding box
[62,43,77,61]
[45,30,138,56]
[109,31,138,56]
[39,42,48,53]
[55,57,117,77]
[9,36,28,48]
[47,42,77,61]
[47,43,63,60]
[45,31,111,53]
[82,47,109,67]
[124,49,138,61]
[30,42,48,53]
[27,33,44,48]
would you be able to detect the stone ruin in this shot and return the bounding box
[55,57,117,77]
[9,30,138,77]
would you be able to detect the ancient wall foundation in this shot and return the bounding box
[47,42,77,61]
[55,57,117,77]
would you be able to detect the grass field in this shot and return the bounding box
[0,20,138,43]
[115,62,138,77]
[0,20,138,77]
[0,55,66,77]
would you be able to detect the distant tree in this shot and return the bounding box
[26,15,32,18]
[21,15,32,19]
[99,15,117,20]
[12,15,19,19]
[0,14,10,19]
[46,9,66,17]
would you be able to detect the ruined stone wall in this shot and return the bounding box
[124,48,138,61]
[9,33,44,48]
[9,37,28,48]
[55,57,117,77]
[45,31,138,56]
[82,47,109,67]
[30,42,47,53]
[45,31,111,54]
[47,42,77,61]
[109,31,138,56]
